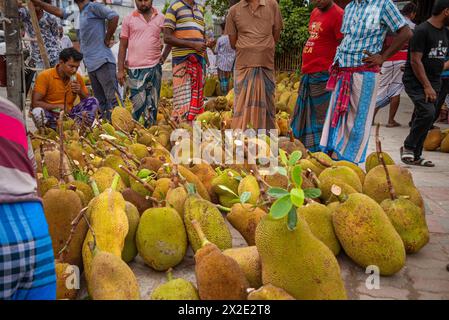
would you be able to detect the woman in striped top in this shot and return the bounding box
[215,23,236,95]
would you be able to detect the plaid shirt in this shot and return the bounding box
[334,0,407,67]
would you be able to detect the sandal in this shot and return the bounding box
[386,121,401,128]
[411,158,435,167]
[400,146,415,164]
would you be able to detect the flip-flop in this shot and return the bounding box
[400,146,415,164]
[386,122,401,128]
[411,158,435,167]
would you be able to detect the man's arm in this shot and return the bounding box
[117,37,128,86]
[32,92,63,111]
[163,28,206,53]
[30,0,64,18]
[161,44,172,64]
[410,52,437,102]
[272,3,283,43]
[224,10,237,49]
[105,16,119,47]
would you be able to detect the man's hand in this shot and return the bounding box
[191,41,207,53]
[362,51,384,68]
[117,70,126,87]
[104,38,113,48]
[424,86,437,103]
[70,81,81,95]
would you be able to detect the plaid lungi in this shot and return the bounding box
[232,67,276,130]
[218,69,232,96]
[0,202,56,300]
[290,72,331,152]
[128,64,163,127]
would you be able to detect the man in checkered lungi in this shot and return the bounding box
[0,97,56,300]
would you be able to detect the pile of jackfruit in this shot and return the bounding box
[30,83,429,301]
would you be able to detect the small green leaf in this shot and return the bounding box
[270,194,292,219]
[185,183,196,195]
[304,188,322,199]
[240,191,251,204]
[217,185,239,197]
[289,151,303,166]
[280,149,288,166]
[276,166,288,177]
[234,175,243,182]
[267,187,290,199]
[291,165,303,187]
[287,207,298,231]
[290,188,305,207]
[137,169,152,179]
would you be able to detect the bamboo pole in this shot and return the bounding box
[27,1,50,69]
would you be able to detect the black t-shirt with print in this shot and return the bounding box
[403,21,449,90]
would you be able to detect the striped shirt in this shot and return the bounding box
[215,35,235,72]
[164,0,205,65]
[0,97,39,204]
[334,0,407,67]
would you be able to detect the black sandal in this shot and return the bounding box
[400,146,415,164]
[411,158,435,167]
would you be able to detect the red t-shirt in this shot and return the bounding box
[301,4,344,74]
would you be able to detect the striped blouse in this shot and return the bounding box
[215,35,235,72]
[334,0,407,67]
[0,97,39,204]
[164,0,205,65]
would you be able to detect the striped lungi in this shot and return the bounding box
[290,72,331,152]
[232,67,276,130]
[320,71,379,164]
[0,202,56,300]
[376,60,405,109]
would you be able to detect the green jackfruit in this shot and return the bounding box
[237,175,260,205]
[223,246,262,289]
[122,202,140,263]
[247,284,295,300]
[150,270,199,300]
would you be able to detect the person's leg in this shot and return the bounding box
[88,69,108,120]
[68,97,99,127]
[403,86,436,160]
[0,202,56,300]
[30,107,58,129]
[94,63,120,121]
[387,95,401,127]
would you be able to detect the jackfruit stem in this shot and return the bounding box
[289,129,295,143]
[375,124,397,200]
[119,165,155,193]
[191,220,211,247]
[58,111,66,183]
[111,174,120,191]
[58,206,88,262]
[91,180,100,197]
[331,185,348,203]
[166,268,174,282]
[216,204,231,212]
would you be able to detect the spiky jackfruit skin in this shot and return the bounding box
[223,246,262,289]
[227,203,266,246]
[319,166,362,194]
[211,169,240,197]
[334,161,366,184]
[309,152,334,173]
[237,175,260,205]
[43,189,86,268]
[152,178,171,201]
[365,152,395,173]
[82,189,129,289]
[166,186,188,218]
[264,172,289,189]
[103,155,131,186]
[195,243,249,300]
[69,180,94,203]
[333,193,406,276]
[319,179,358,204]
[136,207,187,271]
[190,163,218,203]
[248,284,295,300]
[177,165,211,201]
[55,262,78,300]
[129,143,150,160]
[363,165,424,210]
[381,198,429,254]
[255,215,347,300]
[297,203,341,256]
[122,202,140,263]
[111,107,135,133]
[90,167,126,193]
[183,196,232,252]
[150,279,199,300]
[299,159,322,176]
[89,250,140,300]
[37,176,59,197]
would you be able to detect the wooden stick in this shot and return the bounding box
[27,1,50,69]
[58,112,66,183]
[375,124,396,200]
[307,150,332,168]
[101,138,140,165]
[118,165,155,194]
[57,206,88,262]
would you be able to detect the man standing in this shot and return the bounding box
[18,0,62,95]
[401,0,449,167]
[31,48,99,129]
[290,0,344,152]
[225,0,283,131]
[31,0,120,121]
[118,0,171,127]
[373,2,417,128]
[0,96,56,300]
[163,0,207,123]
[214,22,235,96]
[319,0,412,164]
